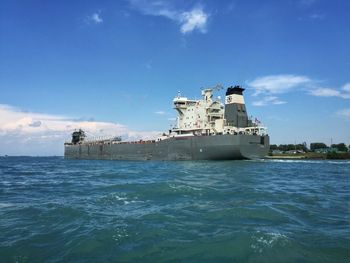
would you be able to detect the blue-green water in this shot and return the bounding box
[0,157,349,262]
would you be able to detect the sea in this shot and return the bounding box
[0,157,349,263]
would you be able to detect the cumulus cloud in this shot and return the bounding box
[336,108,350,118]
[154,111,166,115]
[145,60,152,70]
[342,83,350,92]
[85,12,103,25]
[128,0,209,34]
[247,74,312,106]
[28,120,42,127]
[91,13,103,24]
[309,88,341,97]
[309,13,325,20]
[179,8,208,34]
[0,104,160,155]
[247,74,350,106]
[297,0,317,8]
[247,74,312,96]
[308,86,350,99]
[252,96,287,107]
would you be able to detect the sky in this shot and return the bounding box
[0,0,349,155]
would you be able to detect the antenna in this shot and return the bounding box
[201,84,223,91]
[213,84,223,91]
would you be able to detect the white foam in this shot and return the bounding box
[112,228,129,243]
[265,159,350,165]
[113,194,128,201]
[251,231,288,253]
[108,193,142,205]
[0,202,15,208]
[169,183,201,191]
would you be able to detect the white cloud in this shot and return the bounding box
[91,13,103,24]
[247,74,350,106]
[180,8,208,34]
[128,0,209,34]
[0,104,160,155]
[309,86,350,99]
[247,74,312,96]
[342,83,350,92]
[336,108,350,118]
[298,0,317,8]
[145,60,152,69]
[309,13,325,20]
[252,96,287,107]
[309,88,341,97]
[247,74,311,106]
[154,111,166,115]
[84,12,103,25]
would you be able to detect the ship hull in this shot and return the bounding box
[64,134,269,161]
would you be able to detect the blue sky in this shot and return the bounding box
[0,0,349,155]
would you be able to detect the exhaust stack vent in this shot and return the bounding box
[224,86,248,128]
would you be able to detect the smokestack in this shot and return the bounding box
[224,86,248,128]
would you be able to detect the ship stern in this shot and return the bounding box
[239,135,270,159]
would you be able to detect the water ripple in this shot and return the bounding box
[0,157,349,262]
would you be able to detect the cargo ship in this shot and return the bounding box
[64,85,269,160]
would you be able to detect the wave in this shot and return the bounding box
[97,192,142,206]
[0,202,15,208]
[251,231,289,253]
[262,159,350,165]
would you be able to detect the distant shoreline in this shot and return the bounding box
[0,152,350,160]
[0,155,64,158]
[266,152,350,160]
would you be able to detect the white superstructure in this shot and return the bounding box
[173,88,224,135]
[171,85,267,137]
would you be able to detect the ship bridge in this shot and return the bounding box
[171,85,267,137]
[172,88,224,135]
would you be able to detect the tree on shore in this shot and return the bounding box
[271,142,350,153]
[310,143,327,151]
[270,144,278,151]
[331,143,348,152]
[270,144,308,152]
